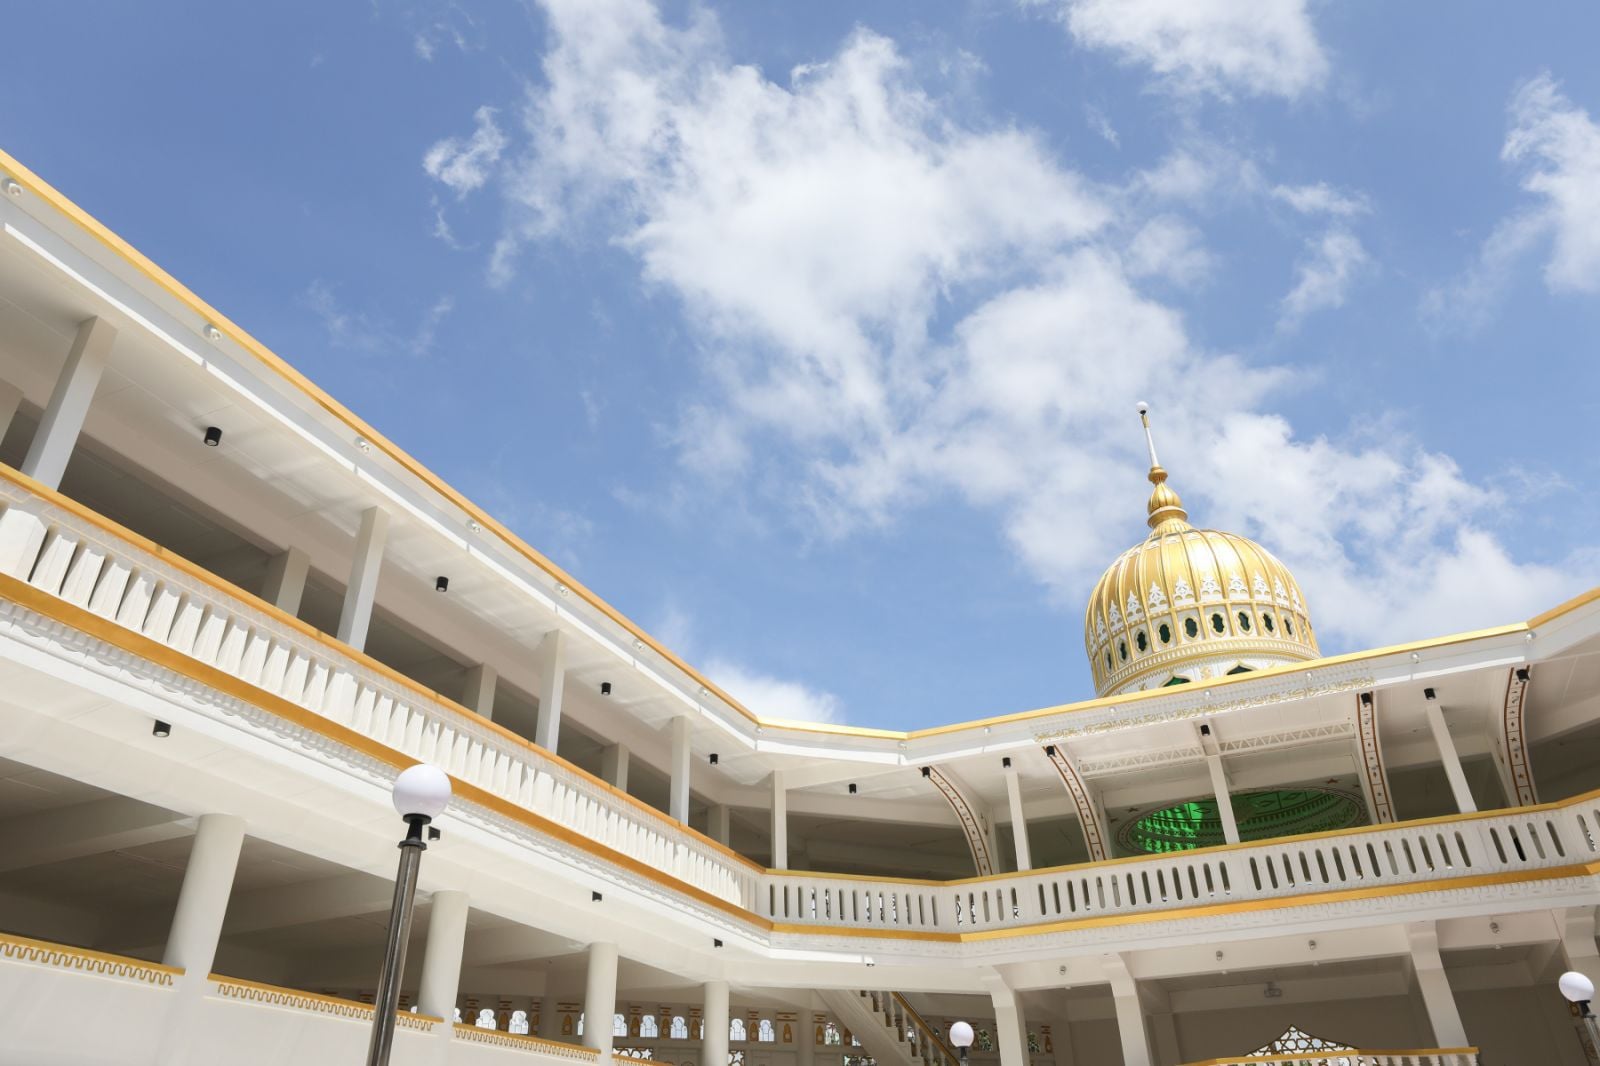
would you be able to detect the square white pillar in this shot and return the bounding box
[534,629,566,752]
[1003,767,1032,872]
[260,546,310,616]
[1422,697,1477,813]
[336,506,388,651]
[463,663,497,719]
[771,770,788,870]
[22,316,117,491]
[669,715,692,823]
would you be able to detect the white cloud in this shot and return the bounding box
[1124,215,1214,286]
[1271,182,1370,217]
[424,106,507,198]
[1504,73,1600,293]
[303,282,455,357]
[1425,73,1600,331]
[1279,227,1371,328]
[704,658,844,724]
[1036,0,1329,100]
[477,0,1577,660]
[1085,104,1119,147]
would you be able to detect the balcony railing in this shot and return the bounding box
[758,796,1600,934]
[2,463,1599,950]
[0,464,760,912]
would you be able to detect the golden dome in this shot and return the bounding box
[1084,405,1319,697]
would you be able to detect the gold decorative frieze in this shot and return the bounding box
[211,975,441,1030]
[0,931,180,987]
[452,1024,602,1059]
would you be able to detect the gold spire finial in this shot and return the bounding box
[1136,402,1189,533]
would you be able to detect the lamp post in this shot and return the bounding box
[1560,971,1600,1063]
[366,764,452,1066]
[949,1021,974,1066]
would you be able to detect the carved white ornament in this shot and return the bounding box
[1228,573,1248,598]
[1171,576,1194,605]
[1147,582,1168,611]
[1199,574,1221,600]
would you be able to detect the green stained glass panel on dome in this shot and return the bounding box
[1117,788,1365,855]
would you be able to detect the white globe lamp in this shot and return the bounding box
[393,763,451,821]
[949,1021,974,1064]
[1561,970,1595,1007]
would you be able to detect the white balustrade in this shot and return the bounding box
[761,801,1600,934]
[0,473,760,911]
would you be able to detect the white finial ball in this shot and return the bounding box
[948,1021,975,1049]
[1561,970,1595,1003]
[392,763,451,820]
[1136,400,1150,415]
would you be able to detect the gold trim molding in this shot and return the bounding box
[212,974,442,1030]
[451,1025,602,1059]
[0,931,181,987]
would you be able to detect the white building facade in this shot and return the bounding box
[0,147,1597,1066]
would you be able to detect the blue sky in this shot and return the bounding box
[6,1,1599,728]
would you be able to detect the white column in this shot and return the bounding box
[1407,922,1469,1047]
[708,804,731,846]
[771,771,788,870]
[534,629,566,752]
[0,381,24,443]
[336,506,388,651]
[162,814,246,979]
[988,981,1030,1066]
[260,546,310,616]
[796,1009,816,1066]
[703,980,729,1066]
[1206,754,1241,845]
[463,664,497,719]
[1003,767,1032,872]
[601,744,630,791]
[1422,698,1477,814]
[670,715,692,823]
[584,941,619,1059]
[1556,907,1600,988]
[21,316,117,490]
[1104,955,1152,1066]
[418,890,470,1021]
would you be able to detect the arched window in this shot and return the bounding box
[477,1009,497,1030]
[1210,613,1225,634]
[1250,1025,1354,1057]
[577,1014,585,1037]
[1158,622,1171,644]
[824,1023,843,1046]
[1285,618,1295,637]
[670,1016,689,1040]
[1135,630,1148,653]
[730,1018,747,1042]
[453,1008,463,1023]
[758,1020,776,1043]
[1237,611,1252,632]
[614,1014,630,1037]
[1185,617,1199,638]
[1162,675,1190,687]
[510,1011,530,1035]
[976,1029,993,1052]
[1227,665,1253,675]
[641,1015,660,1039]
[1263,613,1275,633]
[1118,640,1128,662]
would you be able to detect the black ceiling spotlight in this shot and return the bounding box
[152,719,171,738]
[1423,687,1438,702]
[708,753,718,765]
[848,783,857,794]
[713,938,723,948]
[1360,692,1374,707]
[1199,723,1211,736]
[601,681,613,696]
[1001,756,1012,769]
[1515,667,1530,682]
[591,891,603,902]
[435,576,449,593]
[203,426,222,447]
[1044,745,1056,757]
[920,766,931,778]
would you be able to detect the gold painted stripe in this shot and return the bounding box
[0,929,183,982]
[451,1024,601,1057]
[210,972,445,1023]
[0,147,1588,745]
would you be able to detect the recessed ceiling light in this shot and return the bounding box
[468,520,483,534]
[203,323,222,341]
[355,438,372,453]
[2,178,21,198]
[556,584,569,597]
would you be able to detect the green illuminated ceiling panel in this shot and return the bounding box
[1116,788,1365,855]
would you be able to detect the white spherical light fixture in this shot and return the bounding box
[392,763,451,821]
[948,1021,974,1050]
[1561,970,1596,1005]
